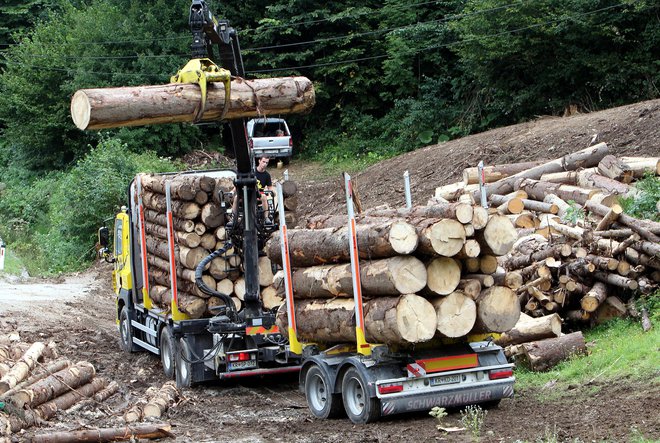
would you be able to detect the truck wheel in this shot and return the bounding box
[341,366,380,424]
[159,327,175,379]
[304,365,344,419]
[118,307,136,353]
[175,337,193,388]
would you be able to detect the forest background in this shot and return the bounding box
[0,0,658,274]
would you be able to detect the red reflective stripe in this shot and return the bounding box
[350,219,364,328]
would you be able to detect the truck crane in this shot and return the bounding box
[98,0,515,423]
[99,0,301,388]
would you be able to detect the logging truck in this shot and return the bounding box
[92,0,514,425]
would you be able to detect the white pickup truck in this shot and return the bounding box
[247,117,293,164]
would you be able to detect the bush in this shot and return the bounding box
[0,138,178,275]
[620,173,660,222]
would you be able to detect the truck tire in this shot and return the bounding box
[304,365,344,419]
[175,337,193,388]
[160,327,176,379]
[118,307,137,353]
[341,366,381,424]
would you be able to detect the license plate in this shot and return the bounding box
[430,374,461,386]
[228,360,257,371]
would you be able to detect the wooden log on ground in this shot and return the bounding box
[472,143,609,200]
[594,296,627,325]
[495,313,562,347]
[9,361,96,409]
[0,359,71,401]
[29,423,173,443]
[519,331,587,371]
[431,292,477,338]
[463,160,546,184]
[266,221,418,267]
[518,178,599,205]
[66,380,119,413]
[471,286,521,333]
[585,200,660,243]
[71,76,315,130]
[0,342,45,394]
[33,377,107,424]
[275,295,437,345]
[143,380,179,419]
[619,156,660,177]
[597,155,633,182]
[580,281,608,313]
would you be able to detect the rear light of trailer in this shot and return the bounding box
[489,369,513,380]
[377,383,403,395]
[228,352,252,362]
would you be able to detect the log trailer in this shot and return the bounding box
[97,0,515,424]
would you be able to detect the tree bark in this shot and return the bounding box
[71,76,315,130]
[267,221,418,267]
[9,361,96,409]
[472,143,609,200]
[142,191,201,220]
[495,313,562,347]
[520,331,587,372]
[276,294,436,345]
[0,342,45,394]
[425,257,461,296]
[597,155,633,182]
[29,423,173,443]
[144,209,194,233]
[518,178,600,205]
[431,292,477,338]
[586,200,660,243]
[143,380,179,419]
[472,286,521,333]
[463,160,546,184]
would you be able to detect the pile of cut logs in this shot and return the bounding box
[0,333,179,441]
[139,173,298,319]
[266,202,523,346]
[427,144,658,368]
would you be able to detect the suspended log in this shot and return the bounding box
[29,423,173,443]
[9,361,96,409]
[143,380,179,419]
[463,160,546,184]
[266,221,418,267]
[0,342,45,394]
[495,313,562,347]
[472,286,521,333]
[71,76,315,130]
[519,331,587,371]
[431,292,477,338]
[275,295,437,345]
[472,143,609,200]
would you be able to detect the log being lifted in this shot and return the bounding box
[71,76,315,130]
[275,294,436,345]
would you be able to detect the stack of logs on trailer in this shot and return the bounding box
[138,173,299,319]
[265,198,524,347]
[0,333,179,440]
[428,143,658,367]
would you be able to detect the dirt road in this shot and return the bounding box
[1,267,658,442]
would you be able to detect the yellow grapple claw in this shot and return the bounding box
[171,58,231,123]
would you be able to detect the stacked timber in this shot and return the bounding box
[139,172,253,318]
[266,204,521,347]
[430,146,658,368]
[0,335,119,436]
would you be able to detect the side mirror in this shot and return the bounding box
[98,226,110,249]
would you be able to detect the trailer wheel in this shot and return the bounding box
[118,307,136,353]
[341,367,380,424]
[159,327,175,379]
[304,365,344,419]
[175,337,193,388]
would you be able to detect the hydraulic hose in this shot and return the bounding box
[195,241,236,318]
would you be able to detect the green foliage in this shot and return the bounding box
[562,200,586,224]
[429,406,448,428]
[515,316,660,395]
[620,173,660,221]
[460,404,487,441]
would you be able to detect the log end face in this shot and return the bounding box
[434,292,477,338]
[391,256,428,294]
[71,90,91,130]
[389,221,419,255]
[396,294,437,343]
